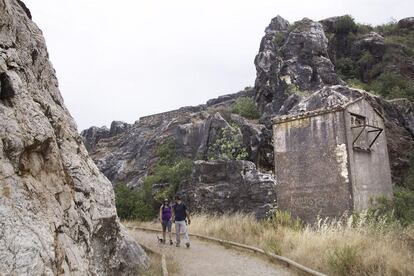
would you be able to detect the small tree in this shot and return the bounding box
[208,124,249,161]
[114,138,193,221]
[336,57,357,79]
[232,97,260,119]
[115,183,155,221]
[335,15,358,35]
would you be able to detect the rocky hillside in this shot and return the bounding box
[83,15,414,218]
[0,1,147,274]
[253,15,414,185]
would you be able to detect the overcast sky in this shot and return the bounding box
[24,0,413,130]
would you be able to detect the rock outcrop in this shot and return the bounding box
[398,17,414,30]
[254,16,414,184]
[83,15,414,219]
[181,160,277,218]
[0,1,147,275]
[81,88,272,189]
[254,16,344,116]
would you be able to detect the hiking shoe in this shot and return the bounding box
[170,240,173,245]
[185,242,190,248]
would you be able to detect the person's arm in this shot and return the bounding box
[171,206,175,223]
[159,206,163,222]
[185,205,190,225]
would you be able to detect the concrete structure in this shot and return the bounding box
[272,97,393,222]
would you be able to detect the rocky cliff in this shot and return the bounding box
[0,1,147,275]
[181,160,277,218]
[83,15,414,217]
[254,15,414,185]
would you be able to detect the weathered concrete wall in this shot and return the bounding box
[345,99,393,210]
[273,111,352,222]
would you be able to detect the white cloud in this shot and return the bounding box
[24,0,413,130]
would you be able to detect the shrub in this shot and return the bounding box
[403,158,414,191]
[232,97,260,119]
[368,188,414,226]
[357,51,375,69]
[368,72,414,99]
[374,20,398,36]
[384,31,414,56]
[336,57,357,79]
[274,32,285,46]
[208,124,248,161]
[328,245,362,276]
[150,159,193,203]
[268,209,302,231]
[115,139,193,220]
[156,138,177,165]
[346,78,368,90]
[356,23,373,34]
[115,183,155,221]
[334,15,358,35]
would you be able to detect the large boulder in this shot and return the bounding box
[254,16,344,115]
[254,15,414,185]
[82,92,270,189]
[398,17,414,30]
[81,126,110,152]
[0,1,147,275]
[180,160,277,218]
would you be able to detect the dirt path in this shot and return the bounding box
[128,229,292,276]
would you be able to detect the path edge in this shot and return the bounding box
[127,226,326,276]
[137,240,169,276]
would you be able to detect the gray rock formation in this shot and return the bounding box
[83,14,414,220]
[82,125,110,152]
[0,1,147,275]
[82,89,270,190]
[398,17,414,30]
[254,16,344,115]
[254,15,414,184]
[180,160,277,218]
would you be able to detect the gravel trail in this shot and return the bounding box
[129,229,293,276]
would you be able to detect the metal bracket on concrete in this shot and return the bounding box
[351,124,383,151]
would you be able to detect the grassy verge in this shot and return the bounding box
[138,252,162,276]
[129,212,414,275]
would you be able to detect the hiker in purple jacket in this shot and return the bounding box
[159,199,173,245]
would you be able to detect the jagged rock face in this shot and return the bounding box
[83,13,414,221]
[82,89,273,190]
[254,15,414,184]
[180,160,277,218]
[254,16,344,115]
[81,121,131,152]
[0,1,147,275]
[398,17,414,30]
[82,126,110,152]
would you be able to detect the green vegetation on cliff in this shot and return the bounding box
[326,16,414,100]
[115,139,192,220]
[208,124,249,161]
[232,97,260,119]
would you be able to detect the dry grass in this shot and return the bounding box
[138,252,162,276]
[165,256,181,276]
[133,212,414,275]
[136,251,180,275]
